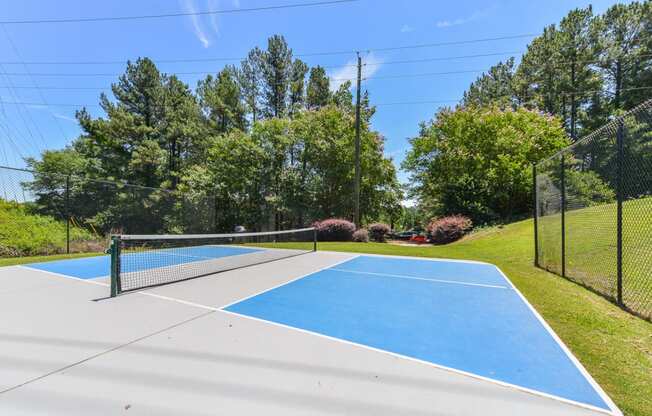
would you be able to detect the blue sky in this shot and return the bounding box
[0,0,623,184]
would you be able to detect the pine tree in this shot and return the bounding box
[289,59,309,117]
[462,58,517,109]
[261,35,293,118]
[306,66,330,109]
[239,47,263,124]
[596,1,651,111]
[197,66,246,133]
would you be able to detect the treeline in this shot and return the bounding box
[404,2,651,225]
[462,2,651,139]
[26,35,401,234]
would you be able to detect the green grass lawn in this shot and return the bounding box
[2,219,650,415]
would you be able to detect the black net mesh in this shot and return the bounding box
[536,154,563,275]
[535,99,652,320]
[621,104,652,318]
[112,227,316,295]
[564,125,618,299]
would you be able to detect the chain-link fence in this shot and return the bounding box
[534,99,652,320]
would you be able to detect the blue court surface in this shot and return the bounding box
[24,245,261,279]
[225,255,613,412]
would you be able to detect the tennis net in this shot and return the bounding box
[109,227,316,296]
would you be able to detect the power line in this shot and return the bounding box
[1,26,70,151]
[365,69,486,81]
[0,33,540,66]
[0,0,358,25]
[0,50,524,68]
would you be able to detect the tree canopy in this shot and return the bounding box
[26,36,400,234]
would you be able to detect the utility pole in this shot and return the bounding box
[353,52,362,227]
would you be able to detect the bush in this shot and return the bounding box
[352,228,369,242]
[368,222,391,242]
[427,215,472,244]
[314,218,355,241]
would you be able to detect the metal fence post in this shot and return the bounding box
[616,120,624,305]
[533,164,539,267]
[65,175,70,254]
[560,154,566,278]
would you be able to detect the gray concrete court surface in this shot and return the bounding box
[0,251,612,415]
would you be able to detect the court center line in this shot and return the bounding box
[329,268,509,289]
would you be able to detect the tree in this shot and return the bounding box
[402,106,569,223]
[289,59,309,117]
[330,80,353,112]
[514,25,565,115]
[197,66,247,133]
[161,75,204,187]
[557,6,602,139]
[596,2,651,111]
[239,47,264,123]
[261,35,293,118]
[462,58,518,109]
[306,66,330,109]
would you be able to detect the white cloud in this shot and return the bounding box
[400,24,414,33]
[329,52,383,91]
[180,0,211,48]
[436,10,485,28]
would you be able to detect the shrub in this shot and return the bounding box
[368,222,391,242]
[314,218,355,241]
[352,228,369,242]
[427,215,472,244]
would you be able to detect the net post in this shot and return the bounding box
[616,119,624,306]
[532,164,539,268]
[109,236,122,297]
[313,228,317,252]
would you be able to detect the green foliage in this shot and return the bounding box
[306,66,330,109]
[403,106,569,223]
[462,58,517,110]
[565,168,616,207]
[467,2,652,138]
[197,66,247,133]
[0,199,97,257]
[25,35,401,235]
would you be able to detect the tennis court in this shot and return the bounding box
[0,229,621,415]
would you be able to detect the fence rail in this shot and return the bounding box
[534,99,652,320]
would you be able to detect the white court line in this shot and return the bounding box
[329,267,509,289]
